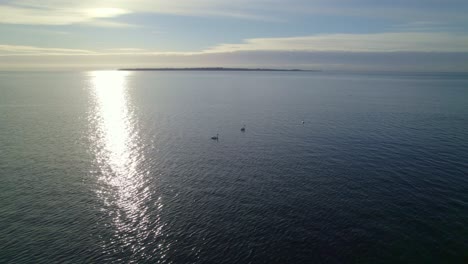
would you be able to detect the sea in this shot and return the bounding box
[0,71,467,263]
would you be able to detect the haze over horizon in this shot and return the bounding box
[1,0,468,71]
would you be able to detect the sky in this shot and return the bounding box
[1,0,468,71]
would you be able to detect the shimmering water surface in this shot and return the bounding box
[0,71,467,263]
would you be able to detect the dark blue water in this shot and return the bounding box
[0,71,467,263]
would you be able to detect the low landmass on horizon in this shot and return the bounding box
[118,67,319,72]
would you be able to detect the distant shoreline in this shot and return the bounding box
[118,67,320,72]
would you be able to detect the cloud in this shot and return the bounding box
[2,32,468,56]
[0,45,96,55]
[0,0,275,26]
[80,19,138,28]
[1,31,467,71]
[2,31,467,56]
[0,4,132,26]
[106,48,146,52]
[205,33,468,53]
[2,0,467,26]
[390,21,459,32]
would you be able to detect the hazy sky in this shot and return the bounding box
[1,0,467,71]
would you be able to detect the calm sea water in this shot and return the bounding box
[0,71,467,263]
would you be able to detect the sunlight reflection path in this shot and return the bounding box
[88,71,167,261]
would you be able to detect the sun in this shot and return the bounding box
[86,8,128,18]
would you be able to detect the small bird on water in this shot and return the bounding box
[211,133,219,140]
[241,124,246,132]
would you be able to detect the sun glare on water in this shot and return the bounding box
[88,71,167,260]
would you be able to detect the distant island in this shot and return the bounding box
[118,67,319,72]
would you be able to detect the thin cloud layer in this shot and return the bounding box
[2,32,467,56]
[206,33,468,53]
[0,45,96,55]
[0,0,273,26]
[1,0,467,26]
[0,5,130,26]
